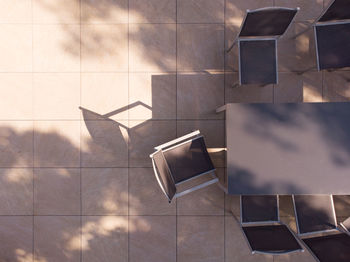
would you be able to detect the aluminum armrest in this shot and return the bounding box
[173,177,219,199]
[154,130,201,151]
[151,157,171,201]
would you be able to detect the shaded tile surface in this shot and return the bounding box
[177,73,224,119]
[129,168,176,215]
[82,168,128,215]
[129,24,176,72]
[129,73,176,120]
[129,0,176,23]
[0,121,33,167]
[177,24,224,71]
[0,168,33,215]
[81,120,129,167]
[34,216,81,262]
[34,121,80,167]
[82,216,128,262]
[129,120,176,167]
[82,0,129,24]
[34,168,80,215]
[129,216,176,262]
[178,216,224,262]
[0,216,33,262]
[177,0,224,23]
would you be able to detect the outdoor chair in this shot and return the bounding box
[339,217,350,235]
[149,130,223,202]
[293,195,350,262]
[227,7,299,85]
[294,0,350,70]
[239,195,303,254]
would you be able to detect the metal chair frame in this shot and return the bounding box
[339,217,350,235]
[150,130,225,202]
[239,195,304,255]
[292,195,339,237]
[292,194,347,262]
[227,7,299,85]
[292,0,350,71]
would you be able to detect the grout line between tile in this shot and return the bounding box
[175,1,178,261]
[79,1,83,261]
[223,1,227,259]
[0,69,334,73]
[322,70,324,101]
[0,214,223,217]
[127,1,130,262]
[31,0,34,261]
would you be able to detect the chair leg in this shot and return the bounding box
[231,81,239,88]
[210,172,228,194]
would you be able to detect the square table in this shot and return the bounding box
[217,102,350,195]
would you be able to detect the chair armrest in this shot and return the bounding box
[150,150,177,202]
[174,177,219,199]
[216,105,227,113]
[151,158,171,202]
[154,130,200,151]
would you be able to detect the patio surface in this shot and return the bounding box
[0,0,350,261]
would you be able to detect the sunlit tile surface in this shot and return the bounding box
[0,0,349,261]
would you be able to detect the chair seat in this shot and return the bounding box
[163,137,214,184]
[303,233,350,262]
[293,195,337,234]
[239,39,277,85]
[316,22,350,70]
[242,225,302,253]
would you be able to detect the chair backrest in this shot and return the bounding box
[151,150,177,201]
[163,136,215,184]
[239,7,298,38]
[318,0,350,22]
[293,195,337,235]
[241,195,279,224]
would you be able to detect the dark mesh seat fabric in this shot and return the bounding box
[243,225,302,253]
[319,0,350,22]
[240,9,298,37]
[163,137,214,184]
[241,195,278,223]
[293,195,337,234]
[316,23,350,70]
[239,40,277,85]
[303,233,350,262]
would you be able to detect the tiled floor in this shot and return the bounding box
[0,0,350,262]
